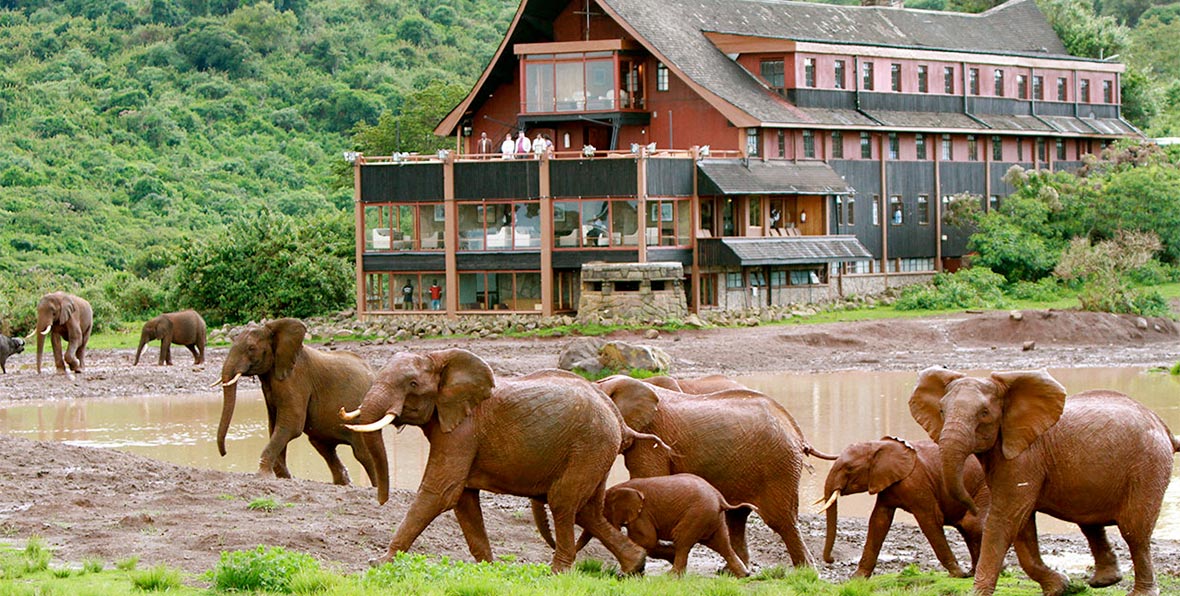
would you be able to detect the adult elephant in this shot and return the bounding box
[595,375,836,568]
[340,350,647,574]
[909,366,1180,596]
[134,310,207,366]
[819,436,987,579]
[215,318,389,504]
[643,374,749,393]
[34,292,92,375]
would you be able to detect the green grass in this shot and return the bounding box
[0,539,1177,596]
[246,497,288,513]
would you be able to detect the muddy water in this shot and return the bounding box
[0,367,1176,542]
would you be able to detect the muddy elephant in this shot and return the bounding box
[819,436,987,579]
[578,473,753,577]
[910,366,1180,596]
[134,310,207,366]
[0,334,24,373]
[341,350,647,574]
[595,375,836,568]
[643,374,749,393]
[34,292,92,375]
[215,318,389,504]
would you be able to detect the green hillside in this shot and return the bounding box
[0,0,1176,331]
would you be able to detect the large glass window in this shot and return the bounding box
[365,271,444,312]
[916,133,926,160]
[1056,138,1066,160]
[992,135,1003,161]
[862,61,874,90]
[831,131,843,159]
[802,130,815,158]
[1033,75,1043,100]
[522,52,642,113]
[457,200,541,250]
[457,271,542,311]
[1080,79,1090,103]
[967,135,978,161]
[656,63,669,91]
[804,58,816,87]
[969,68,979,95]
[1102,80,1113,103]
[846,197,855,225]
[917,65,928,93]
[647,198,691,246]
[553,198,639,248]
[1057,77,1067,101]
[834,60,846,89]
[860,132,871,158]
[941,134,953,160]
[364,203,444,251]
[761,60,785,93]
[890,63,901,92]
[746,128,760,157]
[944,66,955,94]
[917,195,930,225]
[994,69,1004,96]
[1016,74,1027,99]
[888,133,899,160]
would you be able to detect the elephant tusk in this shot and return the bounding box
[339,407,362,421]
[211,372,242,388]
[40,326,51,336]
[817,490,840,513]
[345,414,395,433]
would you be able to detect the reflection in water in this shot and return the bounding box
[739,367,1180,540]
[0,368,1176,545]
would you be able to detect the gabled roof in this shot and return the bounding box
[703,236,873,266]
[698,159,853,195]
[438,0,1121,136]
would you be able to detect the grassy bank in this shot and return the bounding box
[3,540,1173,596]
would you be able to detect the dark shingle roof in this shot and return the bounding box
[600,0,1081,126]
[710,236,873,266]
[697,159,854,195]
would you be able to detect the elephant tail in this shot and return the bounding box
[721,499,758,515]
[803,442,838,461]
[531,498,556,549]
[621,427,674,456]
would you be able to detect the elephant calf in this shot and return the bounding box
[819,436,987,579]
[580,473,754,577]
[0,334,24,373]
[135,310,207,366]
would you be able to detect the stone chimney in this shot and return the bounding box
[861,0,904,7]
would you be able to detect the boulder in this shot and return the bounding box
[599,341,671,373]
[557,338,605,372]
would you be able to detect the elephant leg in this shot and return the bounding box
[160,338,171,366]
[703,526,749,577]
[1118,507,1162,596]
[854,504,897,579]
[645,539,675,562]
[670,541,691,576]
[1011,517,1069,596]
[454,489,493,562]
[50,334,66,373]
[571,486,646,575]
[1080,524,1121,588]
[914,510,969,578]
[184,344,200,365]
[376,442,475,566]
[71,337,86,372]
[350,431,390,504]
[259,428,300,478]
[309,437,350,485]
[957,513,984,572]
[761,496,813,568]
[725,507,751,566]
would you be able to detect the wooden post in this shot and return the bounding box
[540,153,554,316]
[353,156,365,320]
[443,153,459,317]
[637,147,648,263]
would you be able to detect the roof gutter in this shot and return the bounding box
[961,61,992,129]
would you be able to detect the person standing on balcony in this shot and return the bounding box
[515,130,531,158]
[476,132,494,157]
[501,133,514,159]
[533,132,546,157]
[402,281,414,310]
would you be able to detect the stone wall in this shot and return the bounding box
[577,262,688,323]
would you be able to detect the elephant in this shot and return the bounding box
[643,374,749,394]
[340,350,648,574]
[595,375,837,568]
[0,334,24,373]
[577,473,754,577]
[909,366,1180,596]
[819,436,987,579]
[134,310,207,366]
[215,318,389,504]
[34,292,92,375]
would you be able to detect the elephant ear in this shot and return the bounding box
[610,487,645,526]
[58,299,75,325]
[991,370,1066,460]
[267,318,307,381]
[432,348,495,433]
[599,376,660,430]
[867,438,917,494]
[908,367,965,442]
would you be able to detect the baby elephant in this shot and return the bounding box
[134,310,207,366]
[579,473,754,577]
[820,436,988,579]
[0,334,25,373]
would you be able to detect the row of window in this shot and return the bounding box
[833,194,1003,228]
[363,198,693,253]
[776,130,1072,162]
[364,271,547,312]
[762,57,1114,103]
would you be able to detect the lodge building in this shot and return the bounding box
[352,0,1137,318]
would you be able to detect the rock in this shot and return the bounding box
[644,329,659,340]
[1010,310,1023,321]
[599,341,671,373]
[1136,317,1148,330]
[557,338,605,371]
[1022,340,1036,351]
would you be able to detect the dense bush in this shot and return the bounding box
[894,267,1010,311]
[208,546,321,593]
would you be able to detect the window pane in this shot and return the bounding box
[613,200,638,246]
[992,136,1002,161]
[556,61,584,111]
[834,60,845,89]
[847,198,855,225]
[676,200,691,245]
[525,62,554,113]
[586,59,613,110]
[916,134,926,160]
[512,272,542,311]
[396,274,421,310]
[514,202,541,248]
[365,205,389,251]
[420,204,445,250]
[458,204,484,250]
[917,195,929,225]
[831,132,843,158]
[365,272,391,311]
[582,200,609,246]
[889,195,903,225]
[554,201,581,247]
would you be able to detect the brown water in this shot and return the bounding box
[0,367,1176,543]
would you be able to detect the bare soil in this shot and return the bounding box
[0,309,1178,585]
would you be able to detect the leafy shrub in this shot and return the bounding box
[1005,277,1062,302]
[81,558,104,573]
[1055,232,1168,316]
[23,537,51,573]
[894,267,1009,311]
[208,546,321,593]
[363,553,550,587]
[1127,260,1180,285]
[246,497,283,512]
[90,271,165,321]
[116,555,139,571]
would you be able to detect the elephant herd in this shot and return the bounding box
[7,296,1179,595]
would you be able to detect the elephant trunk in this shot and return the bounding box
[35,330,44,374]
[217,358,247,457]
[821,484,841,564]
[133,330,151,366]
[940,432,978,515]
[345,383,404,432]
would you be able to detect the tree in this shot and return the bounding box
[351,80,467,155]
[175,18,258,77]
[1037,0,1127,59]
[1054,231,1167,315]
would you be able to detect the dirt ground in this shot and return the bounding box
[0,308,1179,586]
